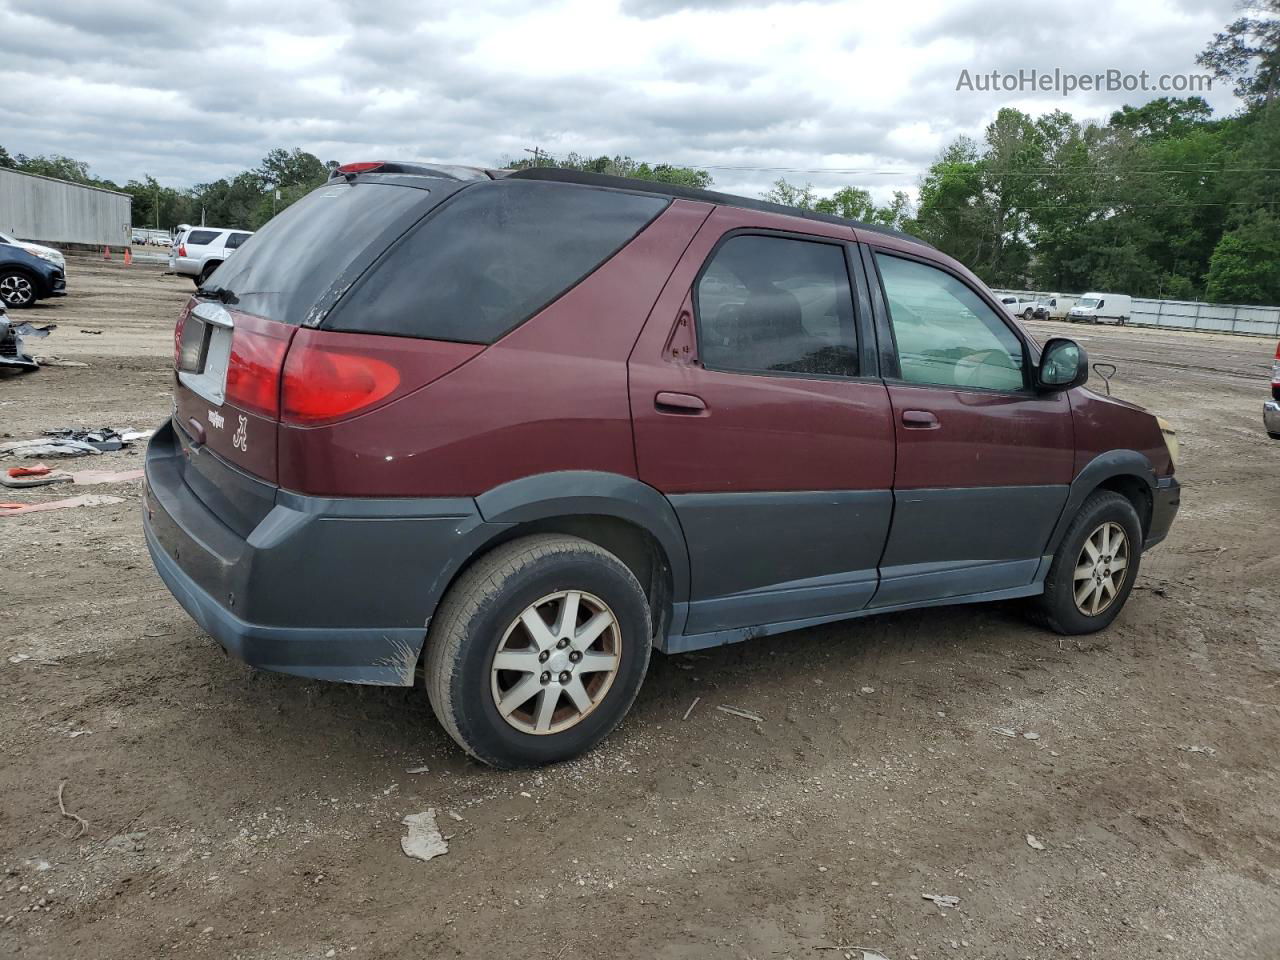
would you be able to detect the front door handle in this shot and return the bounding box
[655,391,708,415]
[901,409,939,429]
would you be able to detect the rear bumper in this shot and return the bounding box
[142,419,497,685]
[1145,475,1180,550]
[1265,399,1280,438]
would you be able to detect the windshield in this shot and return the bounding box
[200,180,441,325]
[1077,297,1101,308]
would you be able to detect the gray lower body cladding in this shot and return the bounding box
[143,419,492,685]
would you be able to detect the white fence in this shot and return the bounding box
[991,289,1280,339]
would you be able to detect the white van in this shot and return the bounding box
[1069,292,1132,325]
[1034,294,1076,320]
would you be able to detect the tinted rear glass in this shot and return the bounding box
[185,230,221,246]
[201,181,437,326]
[327,180,669,344]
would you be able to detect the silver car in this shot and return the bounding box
[169,227,254,287]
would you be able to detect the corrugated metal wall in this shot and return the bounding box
[992,288,1280,338]
[0,169,132,247]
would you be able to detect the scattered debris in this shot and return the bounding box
[0,316,55,372]
[922,893,960,908]
[0,495,125,516]
[1026,834,1046,850]
[79,329,103,335]
[1178,744,1217,756]
[1023,732,1041,741]
[716,705,764,723]
[0,428,151,460]
[57,781,89,840]
[31,356,89,368]
[67,730,92,739]
[682,696,701,721]
[8,654,31,665]
[446,810,463,822]
[405,765,430,775]
[400,809,448,862]
[860,686,876,694]
[992,726,1018,738]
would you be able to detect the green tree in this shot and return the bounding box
[1197,0,1280,106]
[1205,211,1280,302]
[0,145,14,169]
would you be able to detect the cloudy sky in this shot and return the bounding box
[0,0,1243,203]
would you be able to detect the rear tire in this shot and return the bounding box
[196,262,220,287]
[1028,491,1143,635]
[425,534,652,768]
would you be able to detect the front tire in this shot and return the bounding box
[425,534,653,768]
[1028,491,1143,635]
[0,269,38,308]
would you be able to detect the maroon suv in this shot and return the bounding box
[143,163,1180,767]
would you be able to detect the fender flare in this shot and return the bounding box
[474,470,691,605]
[1044,450,1156,554]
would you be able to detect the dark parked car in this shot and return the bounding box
[144,163,1181,767]
[0,243,66,308]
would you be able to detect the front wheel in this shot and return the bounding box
[1028,490,1143,634]
[0,270,37,308]
[425,534,652,768]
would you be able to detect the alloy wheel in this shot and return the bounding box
[490,590,622,735]
[0,274,34,306]
[1072,521,1129,616]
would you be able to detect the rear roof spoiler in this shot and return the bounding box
[329,162,506,182]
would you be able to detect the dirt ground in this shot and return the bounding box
[2,259,1278,960]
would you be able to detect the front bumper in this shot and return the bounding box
[142,419,497,685]
[1145,475,1180,549]
[1265,399,1280,438]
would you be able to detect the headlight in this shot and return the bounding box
[1157,416,1179,468]
[22,246,63,267]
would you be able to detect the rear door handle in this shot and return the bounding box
[655,391,707,415]
[901,409,939,429]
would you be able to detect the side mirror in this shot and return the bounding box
[1037,337,1089,391]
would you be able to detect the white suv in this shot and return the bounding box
[170,227,254,286]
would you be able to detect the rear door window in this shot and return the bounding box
[185,230,220,246]
[695,234,859,377]
[327,180,669,343]
[225,232,252,249]
[875,254,1025,391]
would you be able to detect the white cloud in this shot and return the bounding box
[0,0,1243,203]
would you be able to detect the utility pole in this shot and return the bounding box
[523,147,548,167]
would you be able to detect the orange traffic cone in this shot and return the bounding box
[123,247,133,266]
[102,246,111,260]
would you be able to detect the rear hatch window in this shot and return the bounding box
[184,229,221,247]
[200,181,444,326]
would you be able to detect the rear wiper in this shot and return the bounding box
[195,286,239,304]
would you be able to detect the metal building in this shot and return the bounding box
[0,168,131,248]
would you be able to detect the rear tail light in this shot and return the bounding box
[281,339,401,425]
[1272,342,1280,386]
[224,319,294,419]
[178,243,187,258]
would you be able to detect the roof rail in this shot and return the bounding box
[505,167,930,247]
